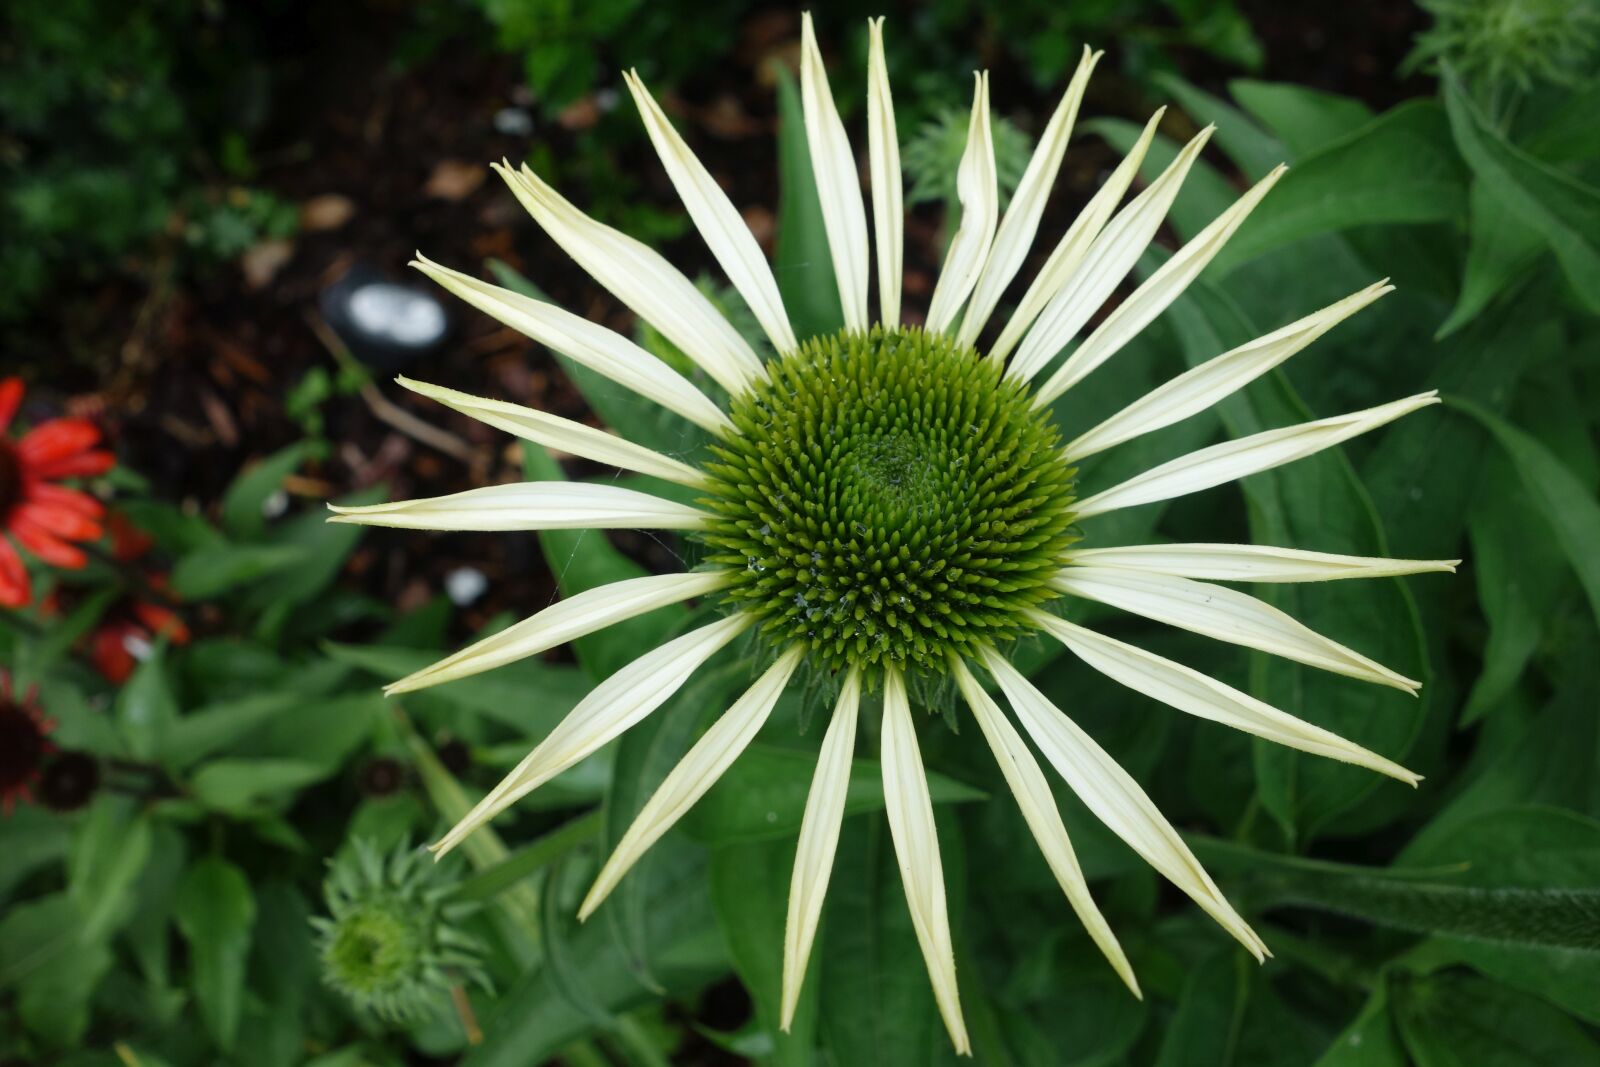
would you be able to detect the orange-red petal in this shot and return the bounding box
[0,378,22,434]
[0,538,29,607]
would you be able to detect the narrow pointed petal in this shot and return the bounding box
[412,255,729,434]
[1034,614,1421,784]
[396,375,703,485]
[951,658,1139,997]
[1008,126,1214,384]
[989,108,1164,362]
[982,648,1268,960]
[866,17,903,327]
[581,647,804,918]
[428,613,751,859]
[1067,543,1458,584]
[780,668,861,1030]
[926,73,998,335]
[800,13,870,331]
[1075,392,1440,519]
[881,669,970,1054]
[386,571,731,695]
[496,163,763,394]
[1053,566,1419,691]
[1066,281,1392,459]
[625,71,797,354]
[959,48,1101,347]
[327,480,706,532]
[1034,164,1288,406]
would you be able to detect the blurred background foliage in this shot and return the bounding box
[3,0,1600,1065]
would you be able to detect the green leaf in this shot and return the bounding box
[1213,101,1468,274]
[1153,949,1251,1067]
[221,442,310,539]
[1443,70,1600,315]
[1451,397,1600,631]
[710,838,817,1066]
[174,857,257,1051]
[116,643,178,761]
[1312,975,1406,1067]
[1153,73,1284,178]
[68,797,153,941]
[1392,971,1599,1066]
[189,758,331,813]
[0,894,114,1048]
[1434,180,1544,339]
[774,66,844,342]
[1228,80,1373,158]
[683,744,985,844]
[164,691,315,769]
[170,542,310,599]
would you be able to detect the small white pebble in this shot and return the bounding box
[446,567,489,607]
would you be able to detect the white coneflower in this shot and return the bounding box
[330,14,1453,1054]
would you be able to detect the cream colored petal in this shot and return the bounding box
[1065,281,1393,459]
[1033,164,1288,406]
[780,668,861,1031]
[800,13,870,331]
[951,658,1139,997]
[624,71,797,354]
[386,570,731,695]
[958,47,1100,347]
[580,646,804,918]
[1075,393,1440,519]
[1052,566,1418,692]
[412,255,729,434]
[1066,543,1458,584]
[988,108,1164,362]
[396,375,703,485]
[926,73,998,335]
[867,17,903,327]
[1007,126,1214,384]
[981,647,1267,960]
[881,668,970,1054]
[327,480,706,532]
[428,613,751,858]
[496,163,762,395]
[1034,614,1421,784]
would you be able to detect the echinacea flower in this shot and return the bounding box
[0,671,55,814]
[86,514,190,684]
[0,377,114,608]
[331,15,1453,1052]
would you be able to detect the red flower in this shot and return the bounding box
[0,377,115,608]
[0,671,55,814]
[90,584,192,684]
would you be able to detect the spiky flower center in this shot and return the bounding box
[698,326,1079,675]
[0,697,48,796]
[324,901,426,993]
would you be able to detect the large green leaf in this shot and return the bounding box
[67,796,153,941]
[1392,971,1600,1066]
[1228,80,1374,158]
[1434,180,1544,339]
[1443,71,1600,315]
[174,857,257,1051]
[1213,101,1468,274]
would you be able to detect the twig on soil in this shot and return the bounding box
[303,310,475,463]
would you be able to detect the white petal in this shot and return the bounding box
[1033,614,1421,784]
[386,570,731,695]
[411,255,729,435]
[580,646,803,918]
[951,658,1139,997]
[780,668,860,1030]
[496,163,763,395]
[988,108,1165,362]
[1067,543,1458,584]
[867,17,903,327]
[429,613,751,859]
[624,71,797,354]
[1007,126,1214,384]
[800,13,870,332]
[1075,393,1441,519]
[1033,164,1288,406]
[327,480,706,532]
[926,73,999,335]
[1066,281,1393,459]
[958,47,1101,347]
[981,647,1268,960]
[881,669,970,1054]
[396,375,703,485]
[1051,566,1419,692]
